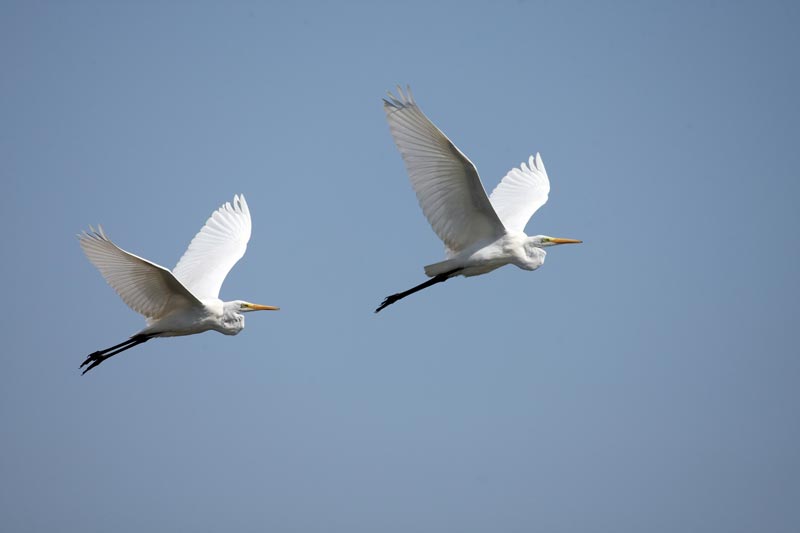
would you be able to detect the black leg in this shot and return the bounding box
[375,268,462,313]
[80,334,152,375]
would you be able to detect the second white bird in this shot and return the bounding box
[376,87,581,313]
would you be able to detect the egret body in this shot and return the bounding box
[78,194,278,374]
[376,87,581,312]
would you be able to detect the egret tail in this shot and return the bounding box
[424,258,461,277]
[375,268,462,313]
[80,333,153,375]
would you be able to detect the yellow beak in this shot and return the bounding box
[549,237,583,245]
[247,303,280,311]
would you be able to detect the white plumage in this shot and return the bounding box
[80,226,202,322]
[78,194,279,374]
[376,87,580,313]
[173,195,252,300]
[489,153,551,234]
[383,86,505,255]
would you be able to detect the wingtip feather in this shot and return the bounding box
[384,85,416,110]
[79,224,108,242]
[234,193,249,216]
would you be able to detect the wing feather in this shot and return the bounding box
[79,226,202,320]
[383,87,505,254]
[489,153,551,233]
[172,194,252,300]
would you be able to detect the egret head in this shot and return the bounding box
[529,235,583,248]
[218,300,279,335]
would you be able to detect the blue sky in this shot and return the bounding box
[2,1,799,531]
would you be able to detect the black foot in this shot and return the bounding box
[79,334,152,375]
[80,352,107,375]
[375,293,402,313]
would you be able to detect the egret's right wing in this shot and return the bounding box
[172,194,252,300]
[489,153,551,233]
[384,87,506,254]
[79,227,202,320]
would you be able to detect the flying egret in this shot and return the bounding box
[78,194,279,374]
[376,87,581,313]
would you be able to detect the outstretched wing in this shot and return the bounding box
[172,194,252,300]
[79,226,202,320]
[383,87,506,254]
[489,153,551,233]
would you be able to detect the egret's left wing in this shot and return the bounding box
[488,153,551,233]
[79,227,203,320]
[384,87,506,254]
[173,194,252,300]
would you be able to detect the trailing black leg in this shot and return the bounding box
[80,334,153,375]
[375,268,462,313]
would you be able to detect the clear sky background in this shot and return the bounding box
[2,1,799,532]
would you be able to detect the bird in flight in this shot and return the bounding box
[78,194,279,374]
[376,87,581,313]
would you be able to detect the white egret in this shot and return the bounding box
[78,194,278,374]
[376,87,581,313]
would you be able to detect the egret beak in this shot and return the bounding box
[246,303,280,311]
[548,237,582,245]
